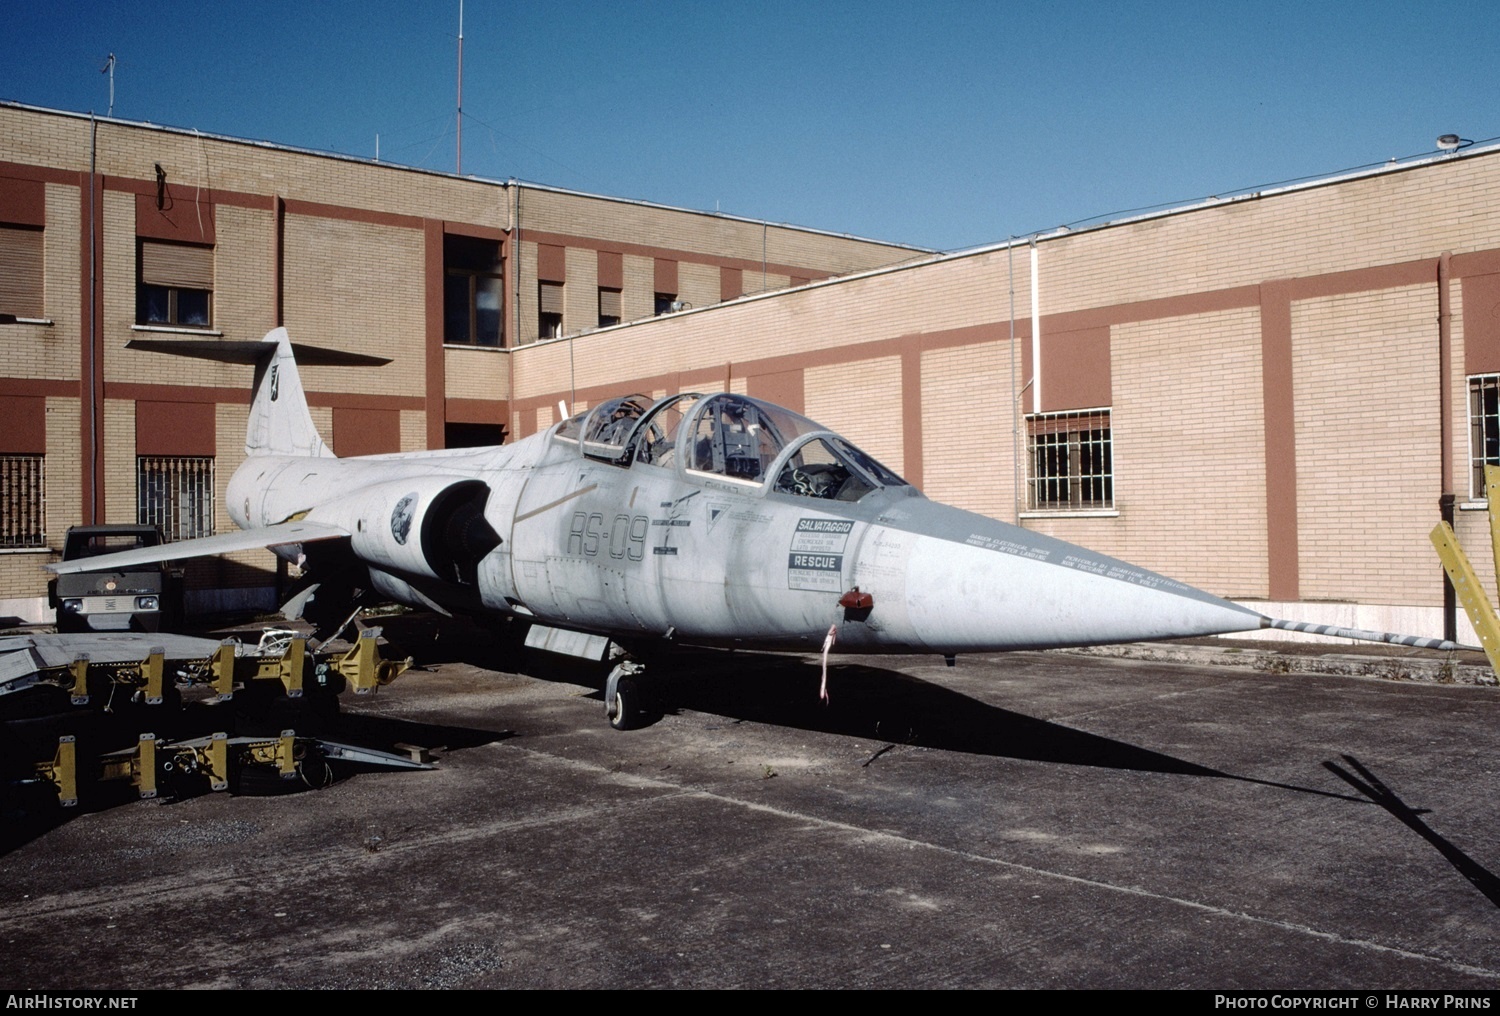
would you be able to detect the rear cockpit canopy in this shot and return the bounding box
[554,392,909,503]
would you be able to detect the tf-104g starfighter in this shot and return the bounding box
[47,329,1465,728]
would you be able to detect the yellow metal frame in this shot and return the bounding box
[243,731,300,779]
[35,735,77,807]
[329,628,412,695]
[1430,463,1500,678]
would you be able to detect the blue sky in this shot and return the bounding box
[3,1,1497,251]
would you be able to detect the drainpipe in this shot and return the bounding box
[1030,239,1041,413]
[87,114,99,525]
[1438,251,1455,642]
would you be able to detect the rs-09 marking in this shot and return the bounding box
[568,512,650,561]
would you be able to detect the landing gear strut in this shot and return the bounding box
[604,660,647,731]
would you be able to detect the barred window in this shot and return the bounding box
[1026,409,1113,512]
[138,456,214,541]
[1469,375,1500,500]
[0,454,45,548]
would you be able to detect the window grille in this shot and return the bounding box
[1026,410,1113,511]
[138,456,214,541]
[0,454,44,548]
[1469,375,1500,500]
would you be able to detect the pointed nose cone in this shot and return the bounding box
[857,501,1265,653]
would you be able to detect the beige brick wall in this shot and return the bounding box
[1041,157,1500,315]
[1292,284,1439,605]
[804,356,904,474]
[444,346,510,401]
[513,252,1013,403]
[622,254,656,322]
[400,410,427,453]
[44,398,79,555]
[38,182,81,379]
[920,341,1021,518]
[102,398,134,524]
[564,245,598,336]
[283,214,425,396]
[1109,306,1268,596]
[516,240,541,346]
[679,261,719,310]
[514,186,915,274]
[213,203,277,341]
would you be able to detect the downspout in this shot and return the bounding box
[1438,251,1456,642]
[1009,239,1019,523]
[1030,239,1041,413]
[87,114,99,525]
[274,195,285,326]
[512,181,522,383]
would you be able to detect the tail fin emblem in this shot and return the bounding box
[269,364,280,401]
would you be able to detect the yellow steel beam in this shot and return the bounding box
[1431,521,1500,676]
[252,637,306,696]
[36,736,77,807]
[140,649,165,704]
[205,732,228,791]
[136,733,158,799]
[207,641,236,701]
[330,628,411,695]
[67,655,88,704]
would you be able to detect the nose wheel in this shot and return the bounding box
[605,660,647,731]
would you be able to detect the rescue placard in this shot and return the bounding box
[789,517,853,591]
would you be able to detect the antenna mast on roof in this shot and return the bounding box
[456,1,464,174]
[100,53,115,117]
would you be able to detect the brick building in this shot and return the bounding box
[0,102,921,619]
[4,99,1500,642]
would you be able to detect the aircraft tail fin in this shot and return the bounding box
[245,329,332,458]
[126,327,390,459]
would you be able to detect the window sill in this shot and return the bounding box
[0,316,53,326]
[1020,509,1120,520]
[442,343,509,352]
[1460,500,1491,512]
[130,324,223,337]
[0,546,55,555]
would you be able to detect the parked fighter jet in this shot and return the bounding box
[46,329,1469,728]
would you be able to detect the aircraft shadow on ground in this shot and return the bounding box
[1325,754,1500,911]
[373,615,1359,800]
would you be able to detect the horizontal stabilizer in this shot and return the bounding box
[44,521,351,575]
[125,338,391,366]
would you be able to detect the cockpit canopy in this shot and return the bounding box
[553,392,908,503]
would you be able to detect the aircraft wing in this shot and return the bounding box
[44,521,351,575]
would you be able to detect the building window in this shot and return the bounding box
[598,287,621,328]
[1026,409,1113,511]
[137,240,213,327]
[539,281,564,339]
[655,292,677,316]
[0,454,45,548]
[0,225,44,320]
[444,234,503,346]
[138,456,214,541]
[1469,375,1500,500]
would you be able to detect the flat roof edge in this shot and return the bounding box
[0,100,928,253]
